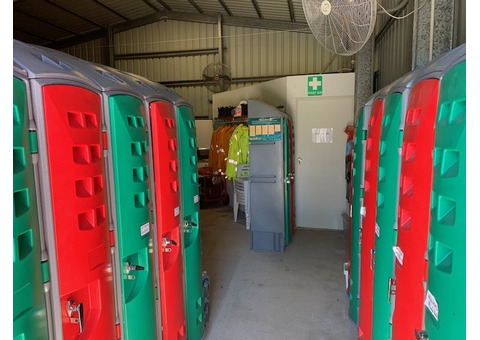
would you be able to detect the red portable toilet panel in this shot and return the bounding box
[392,79,440,340]
[358,98,384,340]
[42,85,116,339]
[150,101,186,339]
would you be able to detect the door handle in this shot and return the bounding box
[297,157,303,164]
[184,221,197,233]
[125,261,144,280]
[67,299,84,334]
[162,237,178,252]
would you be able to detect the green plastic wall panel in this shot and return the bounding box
[13,76,49,339]
[425,61,466,339]
[108,95,157,340]
[371,93,403,340]
[176,105,204,340]
[349,109,365,323]
[283,118,291,245]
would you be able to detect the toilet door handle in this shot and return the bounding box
[67,299,84,334]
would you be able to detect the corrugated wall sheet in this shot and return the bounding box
[374,0,415,89]
[110,20,351,117]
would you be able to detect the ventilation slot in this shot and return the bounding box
[437,102,451,126]
[13,147,26,174]
[401,175,414,197]
[40,55,72,70]
[68,111,97,129]
[14,189,30,218]
[440,149,459,178]
[437,195,456,226]
[13,105,21,126]
[169,160,177,173]
[95,69,124,83]
[450,99,466,125]
[402,142,416,162]
[406,107,422,125]
[434,241,453,273]
[398,208,412,230]
[134,191,149,208]
[133,166,148,183]
[17,229,33,261]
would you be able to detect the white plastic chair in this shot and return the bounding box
[233,164,250,229]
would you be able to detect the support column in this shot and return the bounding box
[107,25,114,67]
[354,36,374,121]
[412,0,455,69]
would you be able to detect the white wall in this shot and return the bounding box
[212,73,355,229]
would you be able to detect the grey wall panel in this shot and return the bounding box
[61,19,351,117]
[61,37,109,65]
[374,0,414,89]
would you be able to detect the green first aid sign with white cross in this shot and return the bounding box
[308,76,323,96]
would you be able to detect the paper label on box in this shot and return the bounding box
[392,246,404,265]
[194,195,199,204]
[174,206,180,216]
[140,222,150,236]
[424,290,439,321]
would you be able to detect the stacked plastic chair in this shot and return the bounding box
[233,163,251,229]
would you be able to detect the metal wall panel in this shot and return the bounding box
[61,38,109,65]
[374,0,415,89]
[62,20,350,118]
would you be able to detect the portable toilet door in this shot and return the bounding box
[13,68,49,340]
[175,104,205,340]
[149,99,187,340]
[422,57,466,340]
[13,40,117,339]
[349,107,367,324]
[391,44,466,340]
[287,118,296,237]
[47,54,160,339]
[283,117,292,245]
[358,94,385,340]
[107,68,188,340]
[371,88,405,340]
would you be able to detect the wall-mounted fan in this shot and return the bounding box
[302,0,377,56]
[202,62,232,93]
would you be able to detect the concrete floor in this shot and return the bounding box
[200,205,357,340]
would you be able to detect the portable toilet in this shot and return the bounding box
[13,40,117,339]
[357,83,392,340]
[174,97,207,340]
[35,46,161,340]
[421,48,466,340]
[101,67,188,340]
[390,44,466,340]
[13,45,50,340]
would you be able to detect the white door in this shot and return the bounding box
[295,96,354,229]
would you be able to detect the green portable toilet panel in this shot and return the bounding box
[283,118,291,245]
[176,104,205,340]
[13,75,49,340]
[349,107,367,323]
[371,91,403,340]
[107,94,157,340]
[424,61,466,339]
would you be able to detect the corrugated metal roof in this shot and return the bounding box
[14,0,309,47]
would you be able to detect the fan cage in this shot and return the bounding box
[302,0,377,56]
